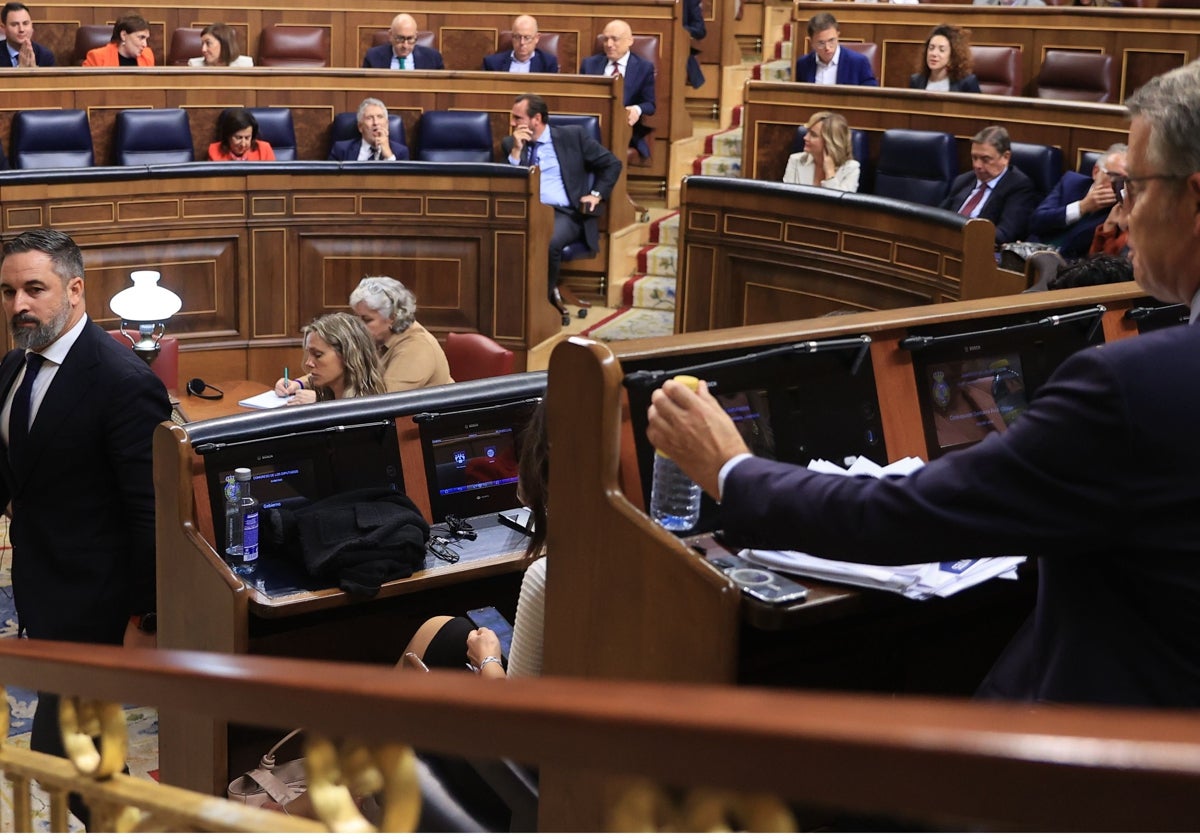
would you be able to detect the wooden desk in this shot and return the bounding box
[175,381,268,423]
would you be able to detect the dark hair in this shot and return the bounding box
[110,13,149,43]
[917,24,974,83]
[807,12,838,37]
[1049,254,1134,290]
[201,22,241,65]
[217,108,260,155]
[1,228,84,285]
[1,2,31,24]
[518,400,549,562]
[973,125,1011,156]
[514,92,549,122]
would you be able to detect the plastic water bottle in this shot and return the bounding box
[649,375,703,532]
[226,468,259,574]
[224,471,244,563]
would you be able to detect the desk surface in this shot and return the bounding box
[176,380,270,423]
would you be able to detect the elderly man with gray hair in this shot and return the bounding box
[1029,142,1129,259]
[328,97,410,161]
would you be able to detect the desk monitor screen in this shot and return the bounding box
[418,399,538,523]
[202,420,404,555]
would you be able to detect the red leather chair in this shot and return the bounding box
[168,27,203,65]
[443,333,514,382]
[971,45,1022,97]
[258,25,330,67]
[72,24,111,65]
[842,41,880,83]
[107,330,180,391]
[1035,50,1117,103]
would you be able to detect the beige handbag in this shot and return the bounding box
[227,729,312,816]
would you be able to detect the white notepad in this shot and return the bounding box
[237,390,292,409]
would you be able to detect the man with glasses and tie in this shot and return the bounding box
[328,97,410,162]
[362,12,444,70]
[0,228,169,810]
[2,2,54,67]
[503,93,622,325]
[941,125,1039,245]
[580,19,655,160]
[483,15,558,73]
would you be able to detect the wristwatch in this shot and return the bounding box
[589,190,602,199]
[132,611,158,634]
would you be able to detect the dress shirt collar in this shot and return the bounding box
[509,51,532,71]
[610,52,630,76]
[816,45,840,71]
[39,312,88,366]
[982,165,1008,191]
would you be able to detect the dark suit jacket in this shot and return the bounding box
[2,41,55,67]
[580,51,656,158]
[362,43,444,69]
[502,123,622,253]
[941,165,1039,243]
[1029,170,1108,259]
[683,0,706,89]
[482,48,558,73]
[0,318,169,643]
[328,137,410,161]
[721,320,1200,707]
[795,47,878,86]
[908,72,981,93]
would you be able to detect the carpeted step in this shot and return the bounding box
[621,273,676,310]
[752,58,792,82]
[636,243,678,277]
[692,155,742,177]
[580,306,676,342]
[704,126,742,157]
[773,40,793,61]
[649,212,679,246]
[730,105,743,128]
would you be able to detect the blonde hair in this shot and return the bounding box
[301,312,384,400]
[808,110,852,168]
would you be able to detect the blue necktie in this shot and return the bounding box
[9,353,45,469]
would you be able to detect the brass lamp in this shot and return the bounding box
[108,270,182,365]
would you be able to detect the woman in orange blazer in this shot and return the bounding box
[82,14,155,66]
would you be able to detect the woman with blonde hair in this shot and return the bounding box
[909,24,980,93]
[782,110,860,192]
[274,312,384,404]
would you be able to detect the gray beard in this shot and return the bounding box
[11,305,70,350]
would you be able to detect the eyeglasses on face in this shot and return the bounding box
[391,34,418,44]
[511,33,538,43]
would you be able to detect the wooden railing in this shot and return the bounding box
[3,638,1200,831]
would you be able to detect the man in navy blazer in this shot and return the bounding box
[580,19,656,159]
[794,12,876,86]
[0,229,169,805]
[503,94,622,324]
[328,97,410,161]
[1029,144,1128,259]
[3,2,54,67]
[362,13,444,70]
[646,59,1200,709]
[941,125,1039,244]
[482,15,558,73]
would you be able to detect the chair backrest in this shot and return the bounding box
[11,109,94,169]
[1035,49,1117,103]
[113,109,195,166]
[843,41,880,82]
[258,25,329,67]
[106,331,180,391]
[547,113,600,143]
[790,126,872,192]
[371,29,435,49]
[331,111,406,148]
[245,107,297,161]
[1009,141,1064,199]
[497,30,561,64]
[168,27,204,65]
[1078,150,1103,175]
[970,45,1022,97]
[72,24,110,64]
[443,333,515,382]
[416,111,493,162]
[872,129,957,207]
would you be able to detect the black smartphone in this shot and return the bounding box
[467,606,514,659]
[1110,174,1126,206]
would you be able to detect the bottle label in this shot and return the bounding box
[243,511,259,562]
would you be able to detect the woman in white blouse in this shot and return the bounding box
[782,110,861,192]
[188,23,254,67]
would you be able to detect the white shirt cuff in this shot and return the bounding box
[717,453,754,501]
[1065,200,1082,224]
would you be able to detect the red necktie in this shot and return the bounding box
[609,61,620,77]
[958,182,987,218]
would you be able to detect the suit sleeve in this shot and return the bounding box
[581,133,623,198]
[992,171,1040,243]
[1030,181,1071,237]
[909,73,926,89]
[959,74,981,93]
[631,60,656,116]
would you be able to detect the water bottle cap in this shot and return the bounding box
[673,374,700,392]
[234,467,252,481]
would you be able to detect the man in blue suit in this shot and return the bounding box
[3,3,54,67]
[794,13,876,86]
[580,19,655,159]
[362,13,444,70]
[482,15,558,73]
[1029,144,1128,259]
[647,59,1200,709]
[328,98,409,161]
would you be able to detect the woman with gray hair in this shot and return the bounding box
[349,276,452,392]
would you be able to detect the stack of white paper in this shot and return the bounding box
[741,456,1025,601]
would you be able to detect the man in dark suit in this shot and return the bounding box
[580,19,655,160]
[328,97,409,161]
[0,229,169,802]
[362,13,444,70]
[794,12,876,86]
[941,125,1040,244]
[3,2,54,67]
[482,15,558,73]
[683,0,706,89]
[503,93,622,325]
[646,59,1200,709]
[1029,144,1128,259]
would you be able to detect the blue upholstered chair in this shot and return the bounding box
[10,109,94,169]
[331,111,406,149]
[246,107,297,161]
[113,109,195,165]
[872,129,957,207]
[1078,150,1103,175]
[548,114,602,263]
[790,126,871,192]
[1010,141,1064,200]
[416,111,493,163]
